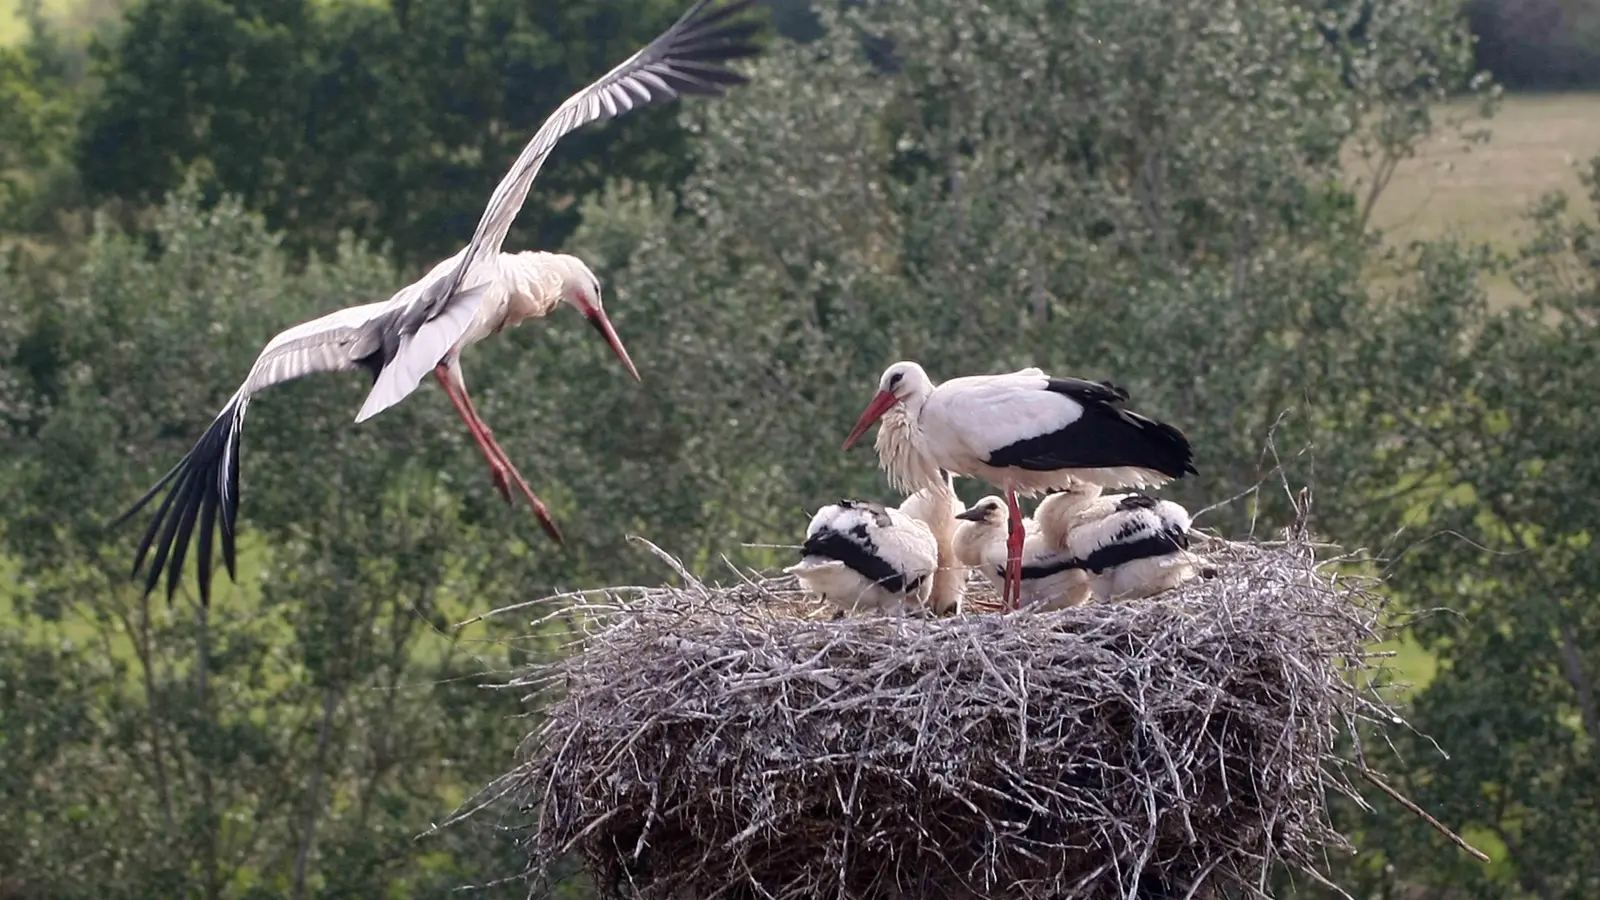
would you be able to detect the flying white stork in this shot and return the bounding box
[113,0,762,606]
[841,361,1196,610]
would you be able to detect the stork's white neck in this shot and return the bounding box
[875,402,941,495]
[498,252,566,323]
[952,515,1003,568]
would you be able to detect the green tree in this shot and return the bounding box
[0,186,575,898]
[1310,164,1600,899]
[74,0,743,267]
[0,14,78,237]
[529,0,1483,562]
[12,0,1566,894]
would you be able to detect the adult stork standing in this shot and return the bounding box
[114,0,762,606]
[841,361,1197,610]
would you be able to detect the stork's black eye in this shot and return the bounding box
[888,372,903,388]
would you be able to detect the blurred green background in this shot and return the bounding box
[3,0,1599,896]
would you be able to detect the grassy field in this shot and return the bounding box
[1356,91,1600,307]
[1361,93,1600,247]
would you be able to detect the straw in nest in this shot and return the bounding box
[476,531,1462,900]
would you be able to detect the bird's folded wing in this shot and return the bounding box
[942,382,1088,451]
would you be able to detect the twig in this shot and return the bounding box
[1359,767,1490,863]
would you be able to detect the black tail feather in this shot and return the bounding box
[142,464,194,599]
[221,432,241,582]
[113,399,245,607]
[163,462,207,601]
[196,476,220,605]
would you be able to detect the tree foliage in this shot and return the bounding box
[1315,164,1600,899]
[1469,0,1600,89]
[550,0,1482,555]
[0,189,566,898]
[8,0,1600,895]
[73,0,742,266]
[0,14,78,236]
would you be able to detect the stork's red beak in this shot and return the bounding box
[842,389,898,450]
[586,309,640,382]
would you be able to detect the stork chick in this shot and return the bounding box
[785,500,937,616]
[954,496,1091,611]
[895,469,968,616]
[1051,492,1201,602]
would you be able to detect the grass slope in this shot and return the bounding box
[1356,91,1600,308]
[1363,93,1600,247]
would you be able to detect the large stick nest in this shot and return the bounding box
[491,529,1406,900]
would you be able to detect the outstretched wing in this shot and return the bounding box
[384,0,763,367]
[110,295,418,607]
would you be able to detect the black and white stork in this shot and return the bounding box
[112,0,762,607]
[784,499,938,616]
[1043,490,1200,602]
[840,361,1197,609]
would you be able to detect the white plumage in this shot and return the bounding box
[896,476,967,527]
[953,496,1090,612]
[954,483,1201,609]
[892,470,969,615]
[1043,489,1201,602]
[785,500,938,616]
[843,360,1197,609]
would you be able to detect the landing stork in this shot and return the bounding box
[114,0,762,606]
[841,361,1196,609]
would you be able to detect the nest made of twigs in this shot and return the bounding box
[489,533,1410,900]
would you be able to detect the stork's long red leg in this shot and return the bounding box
[1004,490,1026,611]
[435,365,512,500]
[458,390,565,547]
[434,364,565,546]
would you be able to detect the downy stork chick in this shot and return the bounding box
[845,361,1196,609]
[1054,493,1201,602]
[895,470,968,616]
[953,496,1091,612]
[785,500,938,616]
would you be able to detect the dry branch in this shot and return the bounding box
[487,534,1429,900]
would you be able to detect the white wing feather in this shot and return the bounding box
[354,278,491,424]
[924,371,1087,458]
[240,298,400,395]
[396,0,758,344]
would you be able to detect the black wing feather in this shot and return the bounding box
[112,398,246,607]
[1080,531,1188,573]
[801,525,916,595]
[985,381,1197,479]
